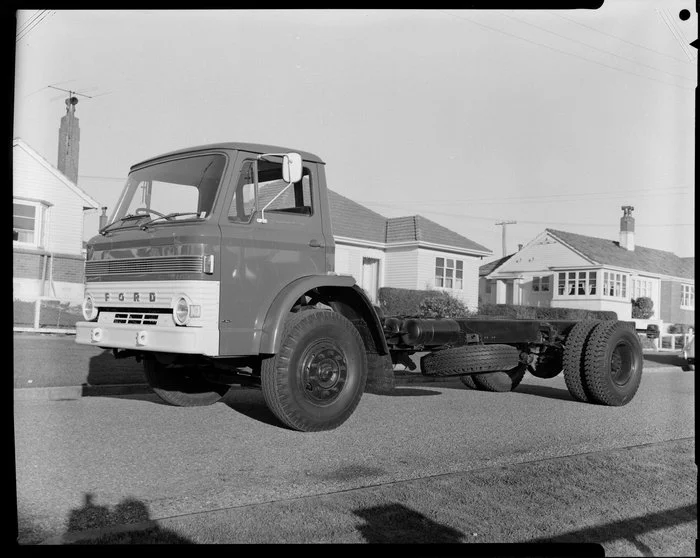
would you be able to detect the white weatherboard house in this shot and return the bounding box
[13,138,100,304]
[329,190,492,309]
[479,207,694,325]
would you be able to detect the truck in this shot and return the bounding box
[75,142,645,432]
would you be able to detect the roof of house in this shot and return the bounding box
[386,215,491,253]
[328,189,388,244]
[328,190,491,254]
[13,138,100,210]
[479,254,514,276]
[547,228,694,280]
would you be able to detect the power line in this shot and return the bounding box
[437,10,694,92]
[16,10,54,43]
[499,10,695,83]
[550,11,694,65]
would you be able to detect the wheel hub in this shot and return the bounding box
[301,342,348,404]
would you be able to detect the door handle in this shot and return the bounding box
[309,239,324,248]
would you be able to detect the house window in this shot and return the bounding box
[532,275,551,292]
[602,271,628,298]
[13,199,47,247]
[435,258,463,290]
[631,278,653,300]
[557,271,598,296]
[484,280,492,294]
[681,284,694,309]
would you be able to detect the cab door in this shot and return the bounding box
[218,154,327,356]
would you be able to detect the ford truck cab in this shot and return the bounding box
[76,143,390,430]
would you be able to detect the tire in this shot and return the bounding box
[459,374,479,389]
[583,321,643,406]
[144,359,229,407]
[261,309,367,432]
[528,350,563,379]
[420,344,520,377]
[471,364,527,392]
[562,320,600,402]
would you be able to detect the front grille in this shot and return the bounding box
[114,312,161,325]
[86,255,203,278]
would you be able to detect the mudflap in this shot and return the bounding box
[365,352,395,395]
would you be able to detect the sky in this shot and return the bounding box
[13,4,696,262]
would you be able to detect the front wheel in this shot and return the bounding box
[144,359,229,407]
[261,309,367,432]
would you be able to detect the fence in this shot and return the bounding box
[655,332,694,352]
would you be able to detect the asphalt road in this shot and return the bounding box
[15,361,695,547]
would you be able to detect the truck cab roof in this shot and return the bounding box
[132,142,325,169]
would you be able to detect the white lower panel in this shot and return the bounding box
[75,321,219,356]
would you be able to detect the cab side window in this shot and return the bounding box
[228,159,313,222]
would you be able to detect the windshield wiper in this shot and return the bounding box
[140,212,201,230]
[99,214,148,236]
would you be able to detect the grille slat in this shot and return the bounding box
[113,312,163,325]
[86,256,203,278]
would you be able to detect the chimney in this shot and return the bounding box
[57,96,80,183]
[619,205,635,251]
[99,207,108,230]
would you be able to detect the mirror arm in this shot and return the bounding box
[255,153,296,224]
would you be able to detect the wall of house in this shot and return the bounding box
[660,280,695,325]
[496,235,590,274]
[478,277,497,305]
[13,145,86,256]
[517,273,555,307]
[13,248,86,304]
[384,248,419,290]
[334,242,385,300]
[550,296,631,320]
[417,248,480,311]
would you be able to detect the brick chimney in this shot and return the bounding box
[98,207,108,230]
[57,96,80,183]
[619,205,635,251]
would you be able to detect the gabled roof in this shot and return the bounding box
[13,138,100,210]
[387,215,491,254]
[328,190,492,255]
[548,229,694,280]
[479,254,514,276]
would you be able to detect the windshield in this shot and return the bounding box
[108,153,226,229]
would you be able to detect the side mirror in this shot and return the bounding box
[282,153,303,184]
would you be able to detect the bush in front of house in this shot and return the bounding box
[418,292,470,319]
[475,303,616,321]
[378,287,441,317]
[631,297,655,319]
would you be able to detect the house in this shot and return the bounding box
[480,207,694,324]
[329,190,492,309]
[13,138,100,305]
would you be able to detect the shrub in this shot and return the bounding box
[631,297,654,319]
[668,323,694,334]
[418,292,470,319]
[474,303,616,321]
[378,287,439,317]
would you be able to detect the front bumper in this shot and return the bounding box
[75,321,219,356]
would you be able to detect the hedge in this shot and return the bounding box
[378,287,617,321]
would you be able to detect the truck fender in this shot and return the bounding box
[259,276,389,356]
[259,274,355,354]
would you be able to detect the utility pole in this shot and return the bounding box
[495,220,517,257]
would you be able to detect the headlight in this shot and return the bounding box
[82,295,98,321]
[173,296,190,325]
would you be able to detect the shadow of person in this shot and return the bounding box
[354,502,465,543]
[66,493,111,532]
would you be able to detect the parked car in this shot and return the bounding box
[682,336,694,371]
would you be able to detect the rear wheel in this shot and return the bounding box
[562,320,600,402]
[144,359,229,407]
[583,321,643,406]
[261,309,367,432]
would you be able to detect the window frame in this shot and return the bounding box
[13,198,50,248]
[681,284,694,309]
[435,257,464,291]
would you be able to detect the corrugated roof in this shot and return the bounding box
[548,229,694,279]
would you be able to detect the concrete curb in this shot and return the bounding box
[13,366,686,401]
